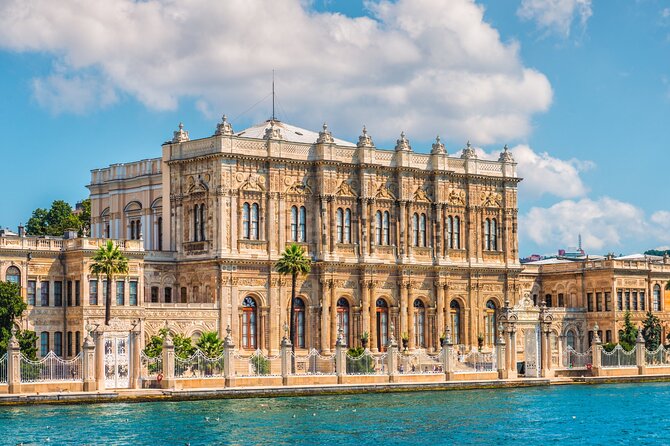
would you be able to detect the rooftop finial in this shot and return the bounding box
[394,131,412,152]
[431,134,446,155]
[498,144,514,163]
[214,114,234,136]
[317,122,334,144]
[272,69,275,121]
[357,125,374,148]
[172,122,190,143]
[461,140,477,159]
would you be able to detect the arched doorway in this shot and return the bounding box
[450,300,462,346]
[413,299,426,348]
[337,298,350,346]
[293,297,306,348]
[376,298,389,351]
[241,296,257,350]
[484,300,497,347]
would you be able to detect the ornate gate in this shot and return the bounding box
[104,334,130,389]
[524,325,540,378]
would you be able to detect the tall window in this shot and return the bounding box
[40,332,49,357]
[129,219,141,240]
[491,218,497,250]
[67,331,73,357]
[566,331,575,350]
[40,281,49,306]
[89,280,98,305]
[242,296,257,349]
[180,287,187,303]
[375,211,382,245]
[545,294,552,307]
[200,203,206,241]
[337,298,350,346]
[157,217,163,251]
[291,206,298,241]
[450,300,461,345]
[413,299,426,348]
[558,293,565,307]
[382,211,390,245]
[587,293,593,312]
[344,209,352,243]
[617,291,623,311]
[625,291,631,311]
[376,298,389,351]
[653,285,661,311]
[640,291,646,311]
[194,204,200,242]
[290,206,307,242]
[54,332,63,357]
[116,281,124,305]
[446,216,453,249]
[412,213,419,247]
[242,202,260,240]
[419,213,427,247]
[129,281,138,306]
[75,331,81,355]
[5,266,20,285]
[75,280,80,306]
[54,281,63,307]
[453,216,461,249]
[605,292,612,312]
[67,280,73,306]
[484,300,497,346]
[27,280,36,306]
[150,286,159,303]
[336,208,344,243]
[293,297,306,348]
[164,287,172,303]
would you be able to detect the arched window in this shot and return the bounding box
[412,213,419,247]
[566,330,575,350]
[250,203,259,240]
[484,300,497,346]
[450,300,461,345]
[199,204,206,241]
[337,298,350,346]
[446,216,453,249]
[419,213,427,247]
[290,206,298,241]
[336,208,344,243]
[484,218,491,250]
[40,332,49,357]
[5,266,20,285]
[130,220,136,240]
[374,211,382,245]
[293,297,306,348]
[653,284,662,311]
[414,299,426,348]
[454,216,461,249]
[344,209,352,243]
[382,211,390,245]
[376,298,389,351]
[241,296,257,349]
[491,218,497,251]
[299,206,307,242]
[242,202,250,239]
[193,204,200,242]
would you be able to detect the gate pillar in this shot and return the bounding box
[95,331,106,391]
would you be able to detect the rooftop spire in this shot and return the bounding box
[272,69,275,121]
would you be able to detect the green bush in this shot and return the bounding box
[250,352,270,375]
[346,347,375,374]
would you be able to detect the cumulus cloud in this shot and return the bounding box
[32,71,118,114]
[0,0,552,143]
[517,0,593,37]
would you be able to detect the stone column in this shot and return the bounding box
[330,281,338,350]
[267,193,276,255]
[368,282,377,352]
[280,336,292,386]
[408,286,415,351]
[399,201,407,260]
[636,330,646,376]
[442,326,454,381]
[507,324,518,378]
[541,323,553,378]
[400,281,408,340]
[7,328,21,394]
[387,329,399,383]
[82,334,97,391]
[335,329,347,384]
[223,326,236,387]
[161,333,175,389]
[361,279,370,346]
[590,325,602,377]
[95,331,106,391]
[129,330,141,389]
[496,327,507,379]
[360,199,369,258]
[328,197,336,256]
[436,281,445,343]
[320,280,331,354]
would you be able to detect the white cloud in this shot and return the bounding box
[517,0,593,37]
[0,0,552,143]
[32,71,118,115]
[474,144,593,200]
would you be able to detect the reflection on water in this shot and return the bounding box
[2,383,670,445]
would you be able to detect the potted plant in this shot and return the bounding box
[401,332,409,351]
[477,334,484,352]
[360,331,369,349]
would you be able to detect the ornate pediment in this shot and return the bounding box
[285,176,312,195]
[236,173,266,192]
[447,189,465,206]
[187,174,211,193]
[413,186,431,203]
[373,181,396,200]
[481,191,502,208]
[335,180,357,197]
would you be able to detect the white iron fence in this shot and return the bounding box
[645,345,670,367]
[20,352,83,383]
[291,349,336,375]
[175,350,225,378]
[601,345,636,368]
[561,347,592,369]
[396,350,443,374]
[454,349,496,373]
[140,352,163,380]
[0,353,6,384]
[345,350,386,375]
[233,350,282,376]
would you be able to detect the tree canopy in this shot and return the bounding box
[26,199,90,237]
[0,281,37,359]
[143,328,195,359]
[89,240,129,325]
[619,311,638,351]
[196,331,225,358]
[642,311,662,350]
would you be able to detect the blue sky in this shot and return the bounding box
[0,0,669,256]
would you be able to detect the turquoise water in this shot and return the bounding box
[1,383,670,445]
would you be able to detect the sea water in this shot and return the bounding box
[1,383,669,445]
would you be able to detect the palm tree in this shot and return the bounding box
[196,331,224,358]
[275,243,311,372]
[90,240,129,325]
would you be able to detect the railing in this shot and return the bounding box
[0,353,6,384]
[345,350,386,375]
[396,350,443,374]
[175,350,225,378]
[292,349,336,375]
[601,345,636,368]
[232,350,281,377]
[645,345,670,367]
[140,352,163,380]
[561,347,592,369]
[454,349,496,373]
[20,352,83,383]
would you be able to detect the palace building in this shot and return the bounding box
[3,115,670,368]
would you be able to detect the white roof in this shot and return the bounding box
[616,253,662,261]
[524,258,575,265]
[235,120,356,147]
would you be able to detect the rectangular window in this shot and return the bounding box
[27,280,36,306]
[116,281,125,305]
[75,280,80,306]
[40,332,49,357]
[587,293,593,312]
[640,291,646,311]
[129,281,138,306]
[102,280,108,304]
[151,287,159,303]
[54,331,63,357]
[67,280,73,306]
[89,280,98,305]
[181,287,187,303]
[54,281,63,307]
[605,292,611,312]
[558,293,564,307]
[75,331,81,355]
[596,292,602,312]
[617,291,623,311]
[606,330,612,343]
[588,331,593,346]
[67,331,73,357]
[40,281,49,306]
[625,291,631,310]
[164,287,172,303]
[632,291,638,311]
